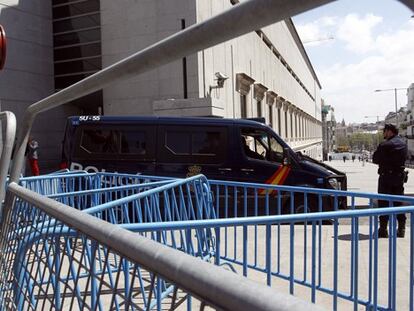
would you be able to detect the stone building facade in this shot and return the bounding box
[0,0,323,172]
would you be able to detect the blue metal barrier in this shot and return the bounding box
[125,206,414,311]
[1,174,217,310]
[4,171,414,310]
[1,181,320,311]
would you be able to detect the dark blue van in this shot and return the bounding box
[61,116,347,210]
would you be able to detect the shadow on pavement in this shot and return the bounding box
[337,233,370,241]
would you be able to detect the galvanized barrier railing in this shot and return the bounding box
[0,180,322,311]
[125,206,414,311]
[0,111,16,208]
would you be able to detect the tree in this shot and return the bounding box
[347,132,380,151]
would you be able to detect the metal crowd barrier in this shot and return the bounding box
[3,171,414,310]
[0,177,322,311]
[126,206,414,311]
[0,0,413,310]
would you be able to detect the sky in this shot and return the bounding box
[293,0,414,124]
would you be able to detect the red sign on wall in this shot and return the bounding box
[0,25,6,70]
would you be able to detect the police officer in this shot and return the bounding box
[373,123,407,238]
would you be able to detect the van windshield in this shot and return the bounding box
[241,129,284,163]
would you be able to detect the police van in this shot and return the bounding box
[60,116,347,211]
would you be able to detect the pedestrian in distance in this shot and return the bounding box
[352,155,356,162]
[343,155,346,163]
[26,137,40,176]
[373,123,408,238]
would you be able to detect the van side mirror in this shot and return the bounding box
[283,147,291,166]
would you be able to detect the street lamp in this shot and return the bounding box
[374,88,407,127]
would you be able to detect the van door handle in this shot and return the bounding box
[219,168,232,171]
[241,168,254,172]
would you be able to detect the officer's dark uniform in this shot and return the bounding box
[372,124,407,237]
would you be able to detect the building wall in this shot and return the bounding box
[100,0,198,115]
[0,1,78,172]
[195,0,322,158]
[100,0,323,159]
[0,0,325,174]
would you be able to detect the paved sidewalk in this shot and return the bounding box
[323,160,414,208]
[231,224,412,311]
[236,160,414,310]
[324,159,414,195]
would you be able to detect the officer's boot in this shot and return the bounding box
[378,219,388,238]
[397,220,406,238]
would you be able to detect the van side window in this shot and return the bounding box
[81,129,120,154]
[160,126,227,164]
[192,132,221,155]
[269,135,284,163]
[165,131,222,156]
[121,131,147,155]
[241,128,284,163]
[165,132,191,155]
[74,125,156,160]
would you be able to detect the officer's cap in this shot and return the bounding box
[383,123,398,134]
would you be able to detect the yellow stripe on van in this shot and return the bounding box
[259,165,291,195]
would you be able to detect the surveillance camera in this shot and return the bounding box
[215,72,228,80]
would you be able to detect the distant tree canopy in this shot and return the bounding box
[335,132,383,151]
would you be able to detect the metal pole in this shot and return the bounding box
[0,111,16,209]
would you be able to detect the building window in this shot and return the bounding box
[285,110,288,138]
[295,114,298,138]
[277,107,281,135]
[268,105,273,128]
[52,0,102,114]
[236,73,255,119]
[257,100,262,117]
[241,95,247,118]
[254,83,267,118]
